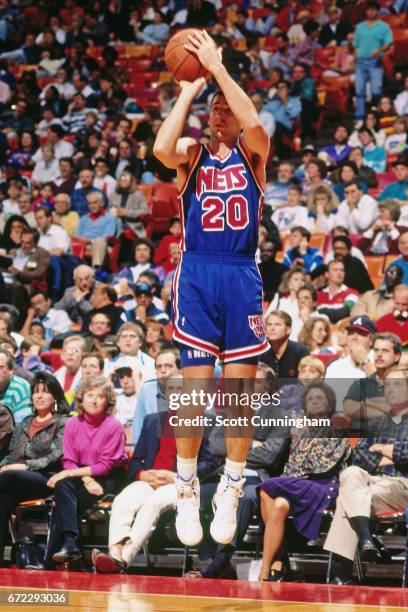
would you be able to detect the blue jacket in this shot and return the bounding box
[379,180,408,202]
[283,246,323,273]
[263,97,301,131]
[128,411,219,481]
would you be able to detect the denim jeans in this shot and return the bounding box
[355,56,384,119]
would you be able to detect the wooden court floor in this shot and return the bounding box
[0,570,408,611]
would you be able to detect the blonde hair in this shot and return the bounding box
[298,355,325,377]
[277,266,307,295]
[62,335,86,351]
[74,376,116,416]
[309,185,339,216]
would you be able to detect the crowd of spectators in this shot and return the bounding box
[0,0,407,588]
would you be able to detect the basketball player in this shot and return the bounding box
[154,30,270,547]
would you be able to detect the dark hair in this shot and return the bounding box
[21,227,40,245]
[31,290,49,302]
[303,19,319,36]
[89,311,111,326]
[374,332,402,355]
[34,205,52,218]
[333,235,352,250]
[2,214,29,241]
[340,161,358,177]
[291,225,311,240]
[134,238,155,262]
[98,283,118,303]
[59,156,74,168]
[301,380,337,416]
[358,126,376,141]
[288,184,303,195]
[307,158,327,179]
[367,0,380,9]
[297,284,317,302]
[31,372,70,415]
[265,309,292,328]
[343,179,362,191]
[49,124,65,139]
[81,352,105,370]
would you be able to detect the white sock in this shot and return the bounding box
[177,455,197,482]
[224,458,245,481]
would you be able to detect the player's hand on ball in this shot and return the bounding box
[185,29,222,73]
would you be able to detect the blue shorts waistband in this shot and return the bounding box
[181,251,256,265]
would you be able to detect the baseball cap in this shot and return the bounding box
[135,283,152,296]
[347,316,377,335]
[301,145,317,155]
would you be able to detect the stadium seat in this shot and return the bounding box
[376,172,395,191]
[309,233,326,252]
[366,256,386,278]
[385,254,399,269]
[152,182,179,206]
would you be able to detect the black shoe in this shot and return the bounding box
[359,538,381,562]
[52,543,82,564]
[267,568,284,582]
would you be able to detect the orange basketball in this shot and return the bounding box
[164,28,209,83]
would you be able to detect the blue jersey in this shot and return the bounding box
[178,140,263,257]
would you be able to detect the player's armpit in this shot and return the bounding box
[241,124,270,164]
[154,136,200,169]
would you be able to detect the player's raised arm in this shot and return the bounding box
[185,30,270,164]
[153,79,204,169]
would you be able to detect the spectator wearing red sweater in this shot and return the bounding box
[153,217,181,269]
[376,285,408,350]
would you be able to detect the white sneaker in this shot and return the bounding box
[210,474,245,545]
[175,476,203,547]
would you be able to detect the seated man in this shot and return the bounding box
[35,205,70,256]
[81,284,127,334]
[83,312,117,356]
[91,375,217,573]
[378,160,408,207]
[317,260,359,323]
[351,264,402,321]
[283,226,323,273]
[331,235,373,294]
[264,162,296,210]
[324,367,408,584]
[54,264,97,323]
[128,283,169,326]
[75,191,118,269]
[376,284,408,350]
[7,227,51,326]
[54,335,85,396]
[21,290,72,342]
[335,180,378,234]
[108,321,156,383]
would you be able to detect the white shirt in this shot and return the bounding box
[38,223,71,253]
[34,307,72,337]
[395,90,408,116]
[93,175,117,198]
[54,366,82,392]
[115,392,138,426]
[32,140,74,163]
[325,353,374,413]
[272,205,312,233]
[335,195,378,234]
[259,110,275,138]
[107,351,156,383]
[32,159,60,184]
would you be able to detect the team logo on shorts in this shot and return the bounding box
[248,315,264,339]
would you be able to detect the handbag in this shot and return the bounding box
[11,536,46,570]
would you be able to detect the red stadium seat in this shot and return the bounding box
[152,182,178,206]
[126,59,152,72]
[309,233,326,252]
[314,353,339,368]
[128,72,160,87]
[385,254,399,269]
[376,172,395,191]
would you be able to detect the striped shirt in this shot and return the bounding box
[0,375,32,423]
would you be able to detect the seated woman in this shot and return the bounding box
[0,372,69,566]
[7,131,38,171]
[298,316,335,355]
[258,381,350,581]
[307,185,338,234]
[358,127,386,173]
[265,266,307,325]
[0,215,29,254]
[332,161,368,201]
[48,376,127,564]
